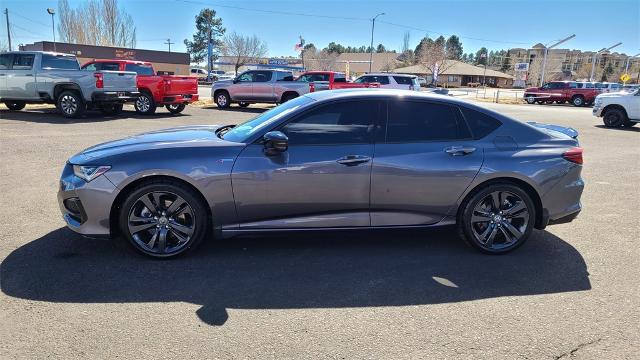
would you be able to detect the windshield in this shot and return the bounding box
[222,96,315,143]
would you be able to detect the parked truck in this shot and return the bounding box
[0,51,139,117]
[592,87,640,128]
[211,69,310,108]
[82,59,199,114]
[523,81,600,107]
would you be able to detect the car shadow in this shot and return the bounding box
[0,108,189,124]
[1,227,590,326]
[594,124,640,132]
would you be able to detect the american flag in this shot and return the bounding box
[294,36,305,52]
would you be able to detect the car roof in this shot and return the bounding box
[304,88,467,106]
[2,51,75,57]
[360,73,416,78]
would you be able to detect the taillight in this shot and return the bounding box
[94,73,103,88]
[563,147,583,165]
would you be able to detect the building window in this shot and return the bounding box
[447,75,459,82]
[573,63,579,71]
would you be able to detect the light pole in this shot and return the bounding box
[46,8,56,52]
[539,34,575,85]
[589,42,622,82]
[368,12,384,73]
[623,52,639,74]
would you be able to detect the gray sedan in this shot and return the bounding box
[58,89,584,258]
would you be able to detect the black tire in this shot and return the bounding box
[624,120,637,127]
[118,180,209,259]
[4,101,26,111]
[602,108,626,128]
[281,93,298,103]
[238,102,250,108]
[56,90,85,118]
[101,103,123,115]
[134,92,156,115]
[165,103,186,114]
[525,96,536,104]
[571,95,585,107]
[458,183,536,254]
[215,91,231,109]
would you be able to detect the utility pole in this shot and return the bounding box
[540,34,575,85]
[368,13,384,73]
[164,38,174,52]
[4,8,11,51]
[589,42,622,82]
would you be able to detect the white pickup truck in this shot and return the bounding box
[592,88,640,128]
[0,51,139,117]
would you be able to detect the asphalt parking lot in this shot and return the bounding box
[1,101,638,359]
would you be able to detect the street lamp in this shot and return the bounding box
[589,42,622,82]
[539,34,575,85]
[368,12,385,73]
[46,8,56,52]
[623,52,639,74]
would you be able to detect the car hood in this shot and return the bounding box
[596,91,632,99]
[69,125,236,164]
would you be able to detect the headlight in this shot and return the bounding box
[73,165,111,182]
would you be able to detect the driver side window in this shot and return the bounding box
[280,101,378,145]
[237,72,254,82]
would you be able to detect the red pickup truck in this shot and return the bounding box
[82,59,199,114]
[297,71,380,92]
[523,81,600,107]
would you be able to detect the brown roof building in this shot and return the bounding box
[393,61,514,88]
[19,41,190,75]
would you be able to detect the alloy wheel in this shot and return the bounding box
[217,94,227,107]
[469,190,530,250]
[60,95,78,115]
[136,95,151,112]
[127,191,195,254]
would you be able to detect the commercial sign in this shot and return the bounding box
[268,58,289,65]
[515,62,529,72]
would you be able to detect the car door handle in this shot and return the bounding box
[444,146,476,156]
[336,155,371,166]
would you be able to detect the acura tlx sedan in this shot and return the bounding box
[58,89,584,258]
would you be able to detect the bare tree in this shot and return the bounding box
[303,47,338,71]
[416,38,455,84]
[57,0,136,48]
[222,32,268,75]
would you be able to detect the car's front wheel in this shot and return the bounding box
[215,91,231,109]
[458,183,535,254]
[119,180,208,258]
[603,108,625,128]
[4,101,26,111]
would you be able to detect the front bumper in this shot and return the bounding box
[160,94,199,105]
[57,163,119,237]
[592,103,603,117]
[92,91,140,103]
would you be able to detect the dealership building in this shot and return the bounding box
[19,41,190,75]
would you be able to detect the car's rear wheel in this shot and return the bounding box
[238,102,250,108]
[4,101,26,111]
[525,96,535,104]
[571,95,585,107]
[215,91,231,109]
[603,108,625,128]
[458,184,535,254]
[56,91,85,118]
[119,181,208,258]
[165,103,186,114]
[134,92,156,115]
[624,120,637,127]
[281,93,298,103]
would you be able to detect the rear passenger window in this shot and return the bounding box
[459,107,502,139]
[386,102,471,142]
[393,76,413,85]
[41,54,79,70]
[12,54,34,70]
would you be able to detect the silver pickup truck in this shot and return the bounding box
[211,69,310,108]
[0,51,139,118]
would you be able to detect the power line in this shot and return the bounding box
[11,11,50,28]
[11,23,47,38]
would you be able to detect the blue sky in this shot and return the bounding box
[2,0,639,58]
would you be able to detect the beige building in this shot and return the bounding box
[393,61,514,88]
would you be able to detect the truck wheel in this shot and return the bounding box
[56,91,85,118]
[134,92,156,115]
[101,103,123,115]
[571,96,585,107]
[238,102,250,108]
[603,108,625,128]
[4,101,26,111]
[165,104,186,114]
[525,96,535,104]
[215,91,231,109]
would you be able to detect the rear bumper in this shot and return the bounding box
[92,91,140,103]
[541,164,584,227]
[160,94,199,105]
[548,207,581,225]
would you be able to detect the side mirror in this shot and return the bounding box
[263,131,288,156]
[232,79,238,84]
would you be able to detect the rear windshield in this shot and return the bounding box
[125,63,154,75]
[41,54,79,70]
[297,73,330,82]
